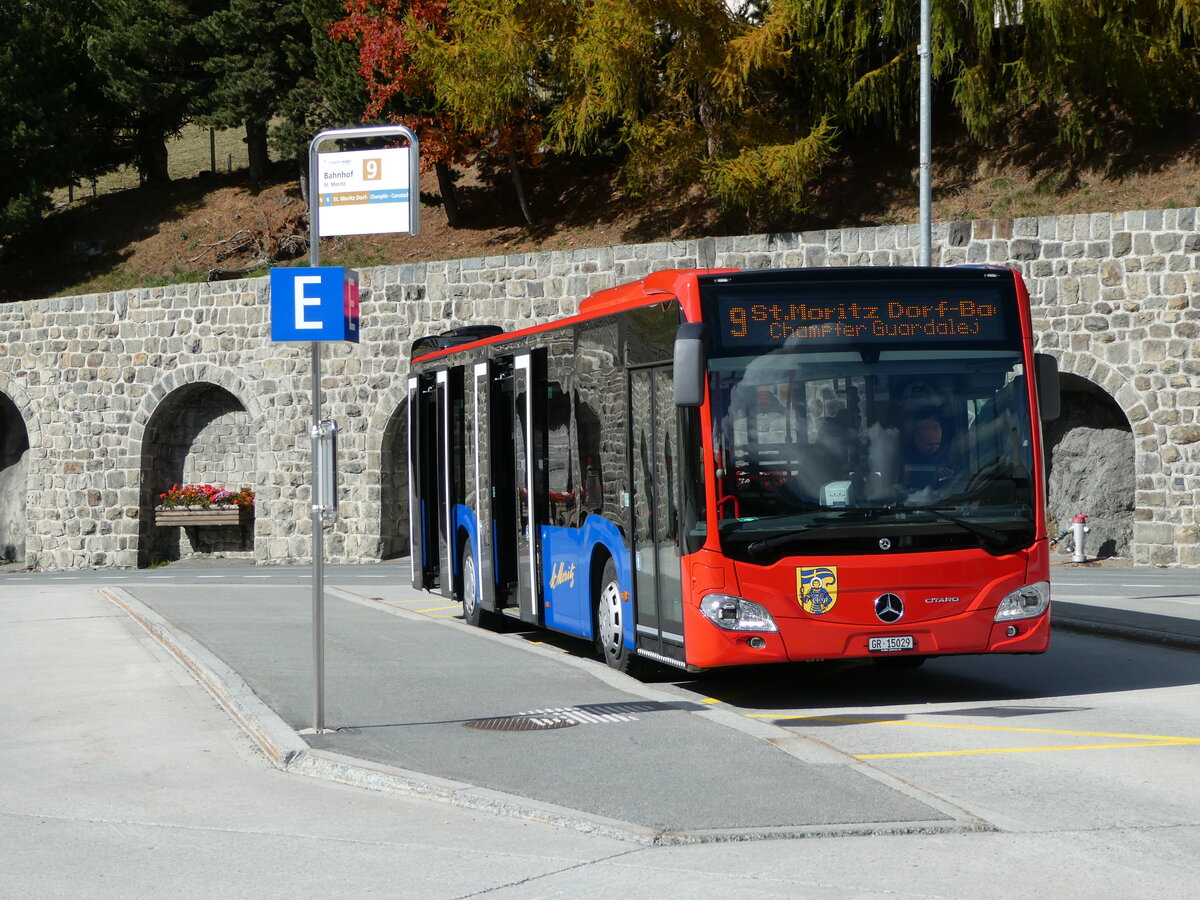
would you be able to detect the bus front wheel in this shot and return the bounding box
[461,543,499,631]
[594,559,640,676]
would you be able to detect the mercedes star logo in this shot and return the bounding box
[878,538,892,550]
[875,593,904,623]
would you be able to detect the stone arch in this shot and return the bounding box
[133,367,264,567]
[127,363,269,453]
[368,383,410,560]
[1043,355,1136,560]
[0,375,40,567]
[0,392,30,566]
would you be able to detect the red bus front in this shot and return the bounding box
[677,267,1053,668]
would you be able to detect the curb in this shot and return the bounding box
[1052,614,1200,653]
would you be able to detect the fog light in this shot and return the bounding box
[1006,625,1018,638]
[748,636,766,649]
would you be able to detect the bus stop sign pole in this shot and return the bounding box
[304,124,419,733]
[918,0,932,267]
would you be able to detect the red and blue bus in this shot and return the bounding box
[408,266,1060,675]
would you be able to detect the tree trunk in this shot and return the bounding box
[435,161,463,228]
[137,134,171,185]
[697,82,722,158]
[297,161,309,206]
[246,119,271,183]
[508,150,535,226]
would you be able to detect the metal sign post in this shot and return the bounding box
[302,125,419,733]
[919,0,932,266]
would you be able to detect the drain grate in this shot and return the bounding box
[465,714,579,732]
[464,701,687,732]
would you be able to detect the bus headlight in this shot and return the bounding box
[993,581,1050,622]
[700,594,779,632]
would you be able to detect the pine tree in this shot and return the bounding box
[196,0,315,182]
[0,0,109,237]
[84,0,215,184]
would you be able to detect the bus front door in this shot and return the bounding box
[630,366,686,667]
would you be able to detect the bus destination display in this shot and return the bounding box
[715,286,1011,349]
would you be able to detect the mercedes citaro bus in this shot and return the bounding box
[408,266,1060,676]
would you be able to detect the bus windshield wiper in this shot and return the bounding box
[900,505,1012,555]
[745,512,874,559]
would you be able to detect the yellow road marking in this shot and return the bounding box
[698,688,764,706]
[859,741,1197,759]
[417,604,461,613]
[744,713,1200,758]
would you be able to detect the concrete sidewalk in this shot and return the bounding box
[103,582,982,844]
[1048,560,1200,651]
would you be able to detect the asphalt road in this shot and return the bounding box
[3,562,1199,896]
[4,557,1195,599]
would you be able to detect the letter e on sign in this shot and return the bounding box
[295,275,322,330]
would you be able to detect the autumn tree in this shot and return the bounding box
[403,1,554,225]
[331,0,474,227]
[404,1,835,222]
[574,2,826,217]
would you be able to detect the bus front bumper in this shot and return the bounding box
[684,607,1051,669]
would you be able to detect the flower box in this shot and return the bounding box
[154,484,255,527]
[154,505,251,527]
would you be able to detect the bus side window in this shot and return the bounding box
[546,334,576,528]
[577,321,620,521]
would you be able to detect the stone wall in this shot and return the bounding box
[0,209,1196,569]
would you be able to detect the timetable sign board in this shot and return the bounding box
[316,146,413,237]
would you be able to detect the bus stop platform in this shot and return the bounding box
[101,582,978,844]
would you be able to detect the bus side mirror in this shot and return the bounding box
[1035,353,1060,421]
[674,323,707,407]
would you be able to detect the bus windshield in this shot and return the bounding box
[709,347,1037,560]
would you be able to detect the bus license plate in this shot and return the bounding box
[869,636,914,653]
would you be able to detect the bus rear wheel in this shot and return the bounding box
[461,543,499,630]
[594,559,640,676]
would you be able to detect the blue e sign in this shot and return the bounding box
[270,267,360,342]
